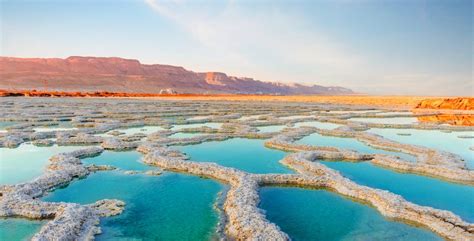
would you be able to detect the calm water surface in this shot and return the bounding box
[0,144,86,184]
[260,187,441,241]
[368,128,474,168]
[321,161,474,222]
[177,138,290,174]
[0,218,45,241]
[82,150,153,171]
[44,171,222,240]
[297,133,417,161]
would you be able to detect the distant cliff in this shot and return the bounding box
[0,56,353,95]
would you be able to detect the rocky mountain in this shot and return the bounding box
[0,56,353,95]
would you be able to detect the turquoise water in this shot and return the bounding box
[297,133,417,162]
[257,125,287,133]
[169,132,203,139]
[259,187,441,241]
[0,144,86,184]
[0,218,45,241]
[349,117,418,125]
[293,121,342,130]
[0,121,17,130]
[171,123,222,130]
[322,161,474,222]
[368,128,474,169]
[44,171,222,241]
[82,151,153,171]
[177,138,290,174]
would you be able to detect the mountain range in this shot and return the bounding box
[0,56,353,95]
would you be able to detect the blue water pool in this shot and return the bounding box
[177,138,290,174]
[260,186,441,240]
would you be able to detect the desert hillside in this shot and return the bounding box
[0,56,353,95]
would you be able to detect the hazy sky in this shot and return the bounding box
[1,0,472,95]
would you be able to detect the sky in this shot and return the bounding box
[1,0,472,95]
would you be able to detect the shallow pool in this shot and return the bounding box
[322,161,474,222]
[0,144,87,184]
[82,150,153,171]
[0,121,17,130]
[259,186,441,240]
[43,171,223,241]
[297,133,417,161]
[368,128,474,168]
[0,218,45,241]
[177,138,290,174]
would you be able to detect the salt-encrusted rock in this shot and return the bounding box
[88,199,125,217]
[124,170,140,175]
[278,153,474,240]
[101,137,138,150]
[0,146,124,241]
[57,132,103,145]
[0,135,24,148]
[87,164,116,172]
[266,125,474,184]
[120,133,146,141]
[32,139,54,146]
[3,97,474,241]
[144,170,162,176]
[107,130,125,136]
[31,204,101,241]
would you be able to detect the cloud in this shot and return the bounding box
[144,0,365,82]
[144,0,471,96]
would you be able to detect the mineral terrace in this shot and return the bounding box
[0,97,473,240]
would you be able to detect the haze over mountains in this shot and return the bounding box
[0,56,353,95]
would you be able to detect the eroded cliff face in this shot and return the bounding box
[0,56,353,95]
[415,98,474,110]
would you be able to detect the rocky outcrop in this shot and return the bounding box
[416,114,474,126]
[415,98,474,110]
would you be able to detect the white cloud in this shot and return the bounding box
[144,0,365,81]
[144,0,471,96]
